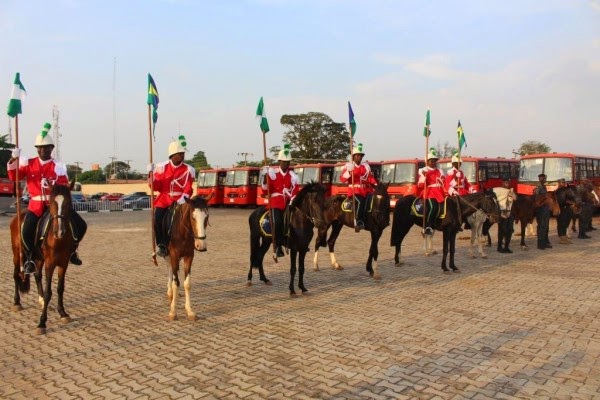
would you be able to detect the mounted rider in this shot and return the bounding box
[445,152,477,196]
[417,148,446,235]
[7,122,87,274]
[149,136,196,258]
[261,144,299,257]
[340,143,378,231]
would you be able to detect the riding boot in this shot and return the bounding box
[69,243,83,266]
[503,236,513,253]
[156,243,168,258]
[22,251,36,274]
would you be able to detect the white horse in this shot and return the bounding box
[466,187,515,258]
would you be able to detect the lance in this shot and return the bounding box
[147,105,158,266]
[13,115,24,273]
[423,109,430,236]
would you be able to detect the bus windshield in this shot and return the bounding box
[520,157,572,182]
[332,166,344,184]
[381,163,416,184]
[198,172,217,187]
[226,170,249,186]
[300,167,319,184]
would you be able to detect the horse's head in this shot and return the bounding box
[478,189,501,224]
[557,186,582,214]
[493,187,515,219]
[47,182,73,239]
[185,195,210,252]
[370,182,390,228]
[291,181,327,229]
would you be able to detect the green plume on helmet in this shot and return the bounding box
[283,143,290,156]
[357,143,363,153]
[178,135,187,148]
[40,122,51,138]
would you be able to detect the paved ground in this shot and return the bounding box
[0,208,599,399]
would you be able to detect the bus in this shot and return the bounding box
[223,166,260,207]
[517,153,600,195]
[438,156,519,192]
[330,161,382,197]
[196,168,227,206]
[379,159,425,208]
[293,163,335,197]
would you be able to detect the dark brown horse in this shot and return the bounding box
[10,182,78,334]
[164,196,210,321]
[570,182,599,235]
[313,183,390,280]
[248,182,327,295]
[512,192,561,249]
[390,191,500,273]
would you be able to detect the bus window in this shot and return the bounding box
[381,164,395,184]
[545,157,572,181]
[302,167,319,184]
[249,171,259,185]
[322,167,333,184]
[478,166,487,183]
[520,158,544,181]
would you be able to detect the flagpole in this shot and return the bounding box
[14,114,24,274]
[349,123,357,230]
[148,105,158,266]
[261,131,278,263]
[422,109,430,236]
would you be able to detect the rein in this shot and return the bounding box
[457,194,497,220]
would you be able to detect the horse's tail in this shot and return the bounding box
[17,274,31,294]
[249,207,265,269]
[390,196,413,246]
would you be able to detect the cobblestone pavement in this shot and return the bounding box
[1,209,599,399]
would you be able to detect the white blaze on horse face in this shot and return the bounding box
[192,208,208,251]
[54,194,65,238]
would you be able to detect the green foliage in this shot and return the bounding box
[518,141,551,156]
[185,151,211,170]
[104,161,131,180]
[279,112,349,163]
[0,134,16,150]
[78,170,106,183]
[432,141,458,159]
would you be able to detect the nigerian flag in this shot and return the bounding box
[7,72,26,118]
[256,97,270,134]
[457,120,467,150]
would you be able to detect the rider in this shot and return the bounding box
[533,173,552,250]
[7,122,87,274]
[556,178,573,245]
[445,152,476,196]
[340,143,378,231]
[417,148,446,235]
[497,178,515,253]
[149,136,196,258]
[261,144,299,257]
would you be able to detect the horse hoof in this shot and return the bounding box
[470,255,476,259]
[246,281,252,287]
[373,274,382,281]
[167,314,178,321]
[60,316,72,324]
[482,255,488,259]
[36,327,46,335]
[12,304,23,312]
[264,280,273,286]
[395,262,403,268]
[452,269,461,273]
[313,267,319,271]
[187,314,198,321]
[443,270,452,275]
[301,290,309,295]
[290,292,298,297]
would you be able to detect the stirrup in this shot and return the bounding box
[22,259,36,275]
[424,227,434,235]
[276,246,285,258]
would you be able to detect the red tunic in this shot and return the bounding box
[150,161,195,208]
[8,157,69,217]
[417,166,446,202]
[340,162,378,197]
[445,167,476,196]
[262,168,299,210]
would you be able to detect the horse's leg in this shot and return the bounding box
[257,237,272,285]
[313,227,328,271]
[289,249,298,296]
[168,261,180,321]
[56,266,71,323]
[392,223,412,267]
[34,260,45,308]
[183,256,197,321]
[478,219,487,259]
[367,230,382,280]
[298,249,308,294]
[520,223,528,249]
[441,231,450,273]
[468,217,477,259]
[449,230,459,272]
[37,265,54,335]
[167,270,174,301]
[327,222,344,270]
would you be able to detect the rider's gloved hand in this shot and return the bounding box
[177,194,189,205]
[11,148,21,158]
[147,163,154,172]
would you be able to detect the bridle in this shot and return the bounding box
[457,192,499,221]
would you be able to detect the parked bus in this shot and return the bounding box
[223,166,260,207]
[293,163,335,197]
[379,159,425,208]
[438,156,519,192]
[517,153,600,195]
[330,161,382,197]
[196,168,227,206]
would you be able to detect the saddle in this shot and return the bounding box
[259,207,291,239]
[410,197,448,218]
[341,194,374,213]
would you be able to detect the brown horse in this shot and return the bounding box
[164,196,210,321]
[313,183,390,280]
[512,192,561,249]
[10,182,77,334]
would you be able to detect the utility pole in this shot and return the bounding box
[52,106,62,161]
[74,161,82,183]
[238,152,253,166]
[109,156,118,182]
[124,160,132,183]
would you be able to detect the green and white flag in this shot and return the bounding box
[256,96,270,134]
[7,72,26,118]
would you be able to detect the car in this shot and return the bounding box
[88,192,108,200]
[100,193,124,201]
[72,193,98,212]
[123,195,150,209]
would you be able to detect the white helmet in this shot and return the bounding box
[426,148,439,161]
[34,122,54,147]
[451,153,461,163]
[277,144,292,161]
[351,143,365,156]
[168,135,187,157]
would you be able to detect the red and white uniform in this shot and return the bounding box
[341,162,378,197]
[8,157,69,217]
[262,167,299,210]
[417,166,446,202]
[445,167,476,196]
[151,161,195,208]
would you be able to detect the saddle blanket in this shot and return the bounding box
[411,197,448,218]
[341,194,374,213]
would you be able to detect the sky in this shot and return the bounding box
[1,0,599,172]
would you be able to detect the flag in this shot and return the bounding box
[457,120,467,150]
[348,101,357,137]
[147,74,159,124]
[423,109,431,137]
[256,96,270,134]
[7,72,26,118]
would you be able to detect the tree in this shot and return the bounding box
[78,170,106,183]
[186,151,211,170]
[432,140,457,159]
[104,161,130,180]
[0,134,15,150]
[66,164,83,182]
[518,141,551,156]
[279,112,349,163]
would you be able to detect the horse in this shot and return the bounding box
[570,182,599,235]
[465,187,515,258]
[10,182,78,334]
[313,183,390,280]
[511,192,561,249]
[390,191,500,273]
[164,195,210,321]
[247,182,327,295]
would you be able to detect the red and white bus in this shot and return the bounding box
[380,159,425,208]
[196,168,227,206]
[293,163,335,197]
[330,161,382,197]
[223,166,260,207]
[517,153,600,195]
[438,156,519,192]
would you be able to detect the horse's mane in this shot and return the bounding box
[291,181,326,208]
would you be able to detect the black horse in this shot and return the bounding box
[390,191,500,273]
[313,183,390,280]
[247,182,327,295]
